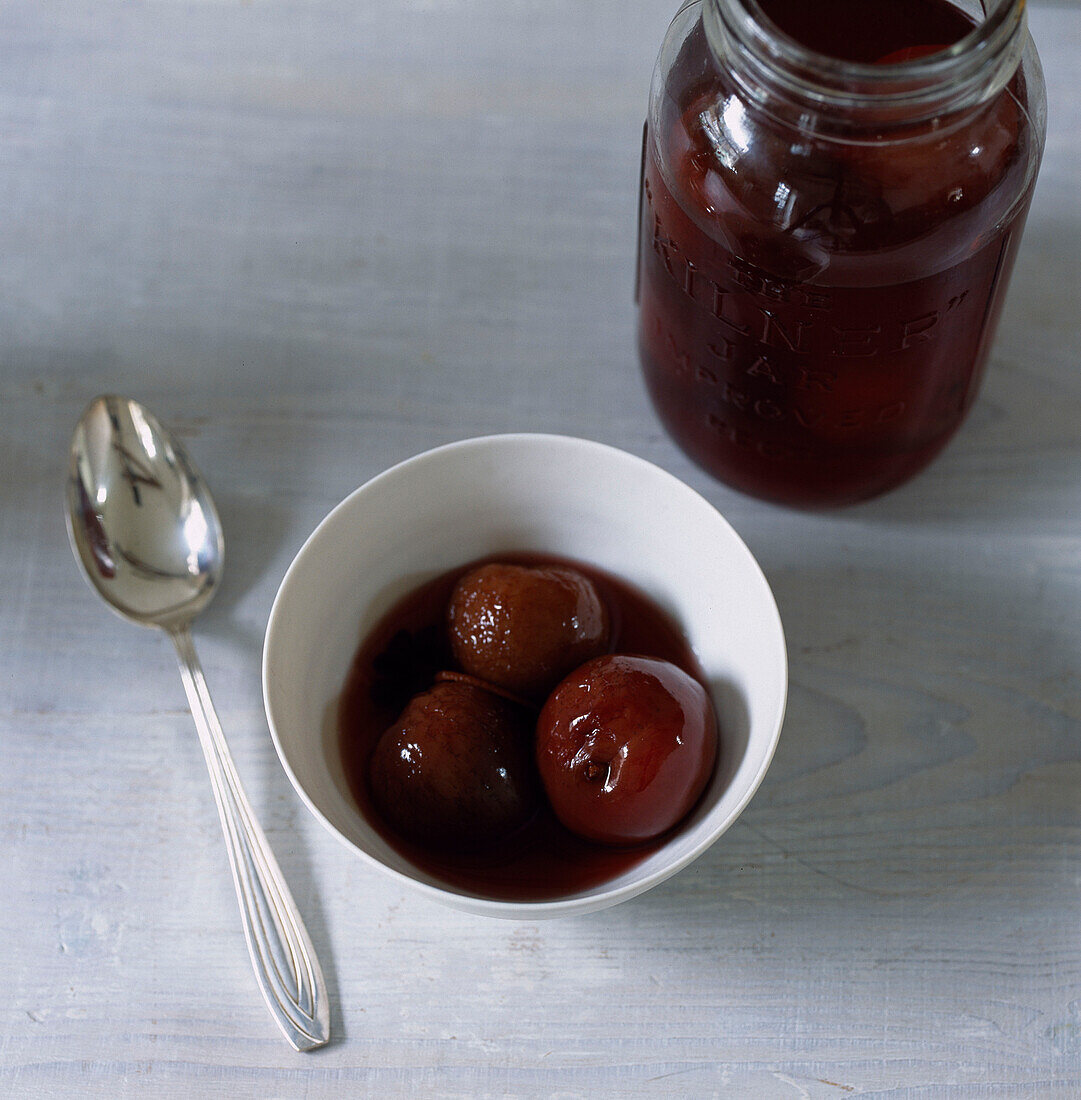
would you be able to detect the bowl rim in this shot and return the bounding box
[262,432,788,918]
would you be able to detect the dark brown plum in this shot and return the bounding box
[368,680,537,850]
[448,562,611,699]
[536,655,718,845]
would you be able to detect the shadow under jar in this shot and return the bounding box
[636,0,1046,508]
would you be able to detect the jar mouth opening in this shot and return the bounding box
[704,0,1028,117]
[744,0,1020,79]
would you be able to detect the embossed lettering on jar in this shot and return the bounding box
[636,0,1045,506]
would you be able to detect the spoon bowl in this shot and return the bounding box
[67,395,223,627]
[65,395,330,1051]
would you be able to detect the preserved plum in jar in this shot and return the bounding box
[636,0,1045,506]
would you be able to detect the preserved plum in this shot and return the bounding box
[368,680,537,850]
[536,655,718,845]
[448,562,611,699]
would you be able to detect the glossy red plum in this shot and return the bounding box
[535,655,718,845]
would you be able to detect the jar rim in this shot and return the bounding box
[703,0,1028,121]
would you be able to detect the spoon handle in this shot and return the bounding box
[170,625,330,1051]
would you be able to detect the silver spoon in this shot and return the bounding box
[65,394,330,1052]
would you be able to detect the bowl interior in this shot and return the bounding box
[263,434,786,917]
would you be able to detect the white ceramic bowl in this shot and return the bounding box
[263,434,787,919]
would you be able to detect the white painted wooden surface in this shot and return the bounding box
[2,1,1080,1095]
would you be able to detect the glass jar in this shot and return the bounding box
[635,0,1046,507]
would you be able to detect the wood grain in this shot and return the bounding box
[1,0,1080,1095]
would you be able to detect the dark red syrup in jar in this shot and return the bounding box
[337,554,710,902]
[636,0,1038,507]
